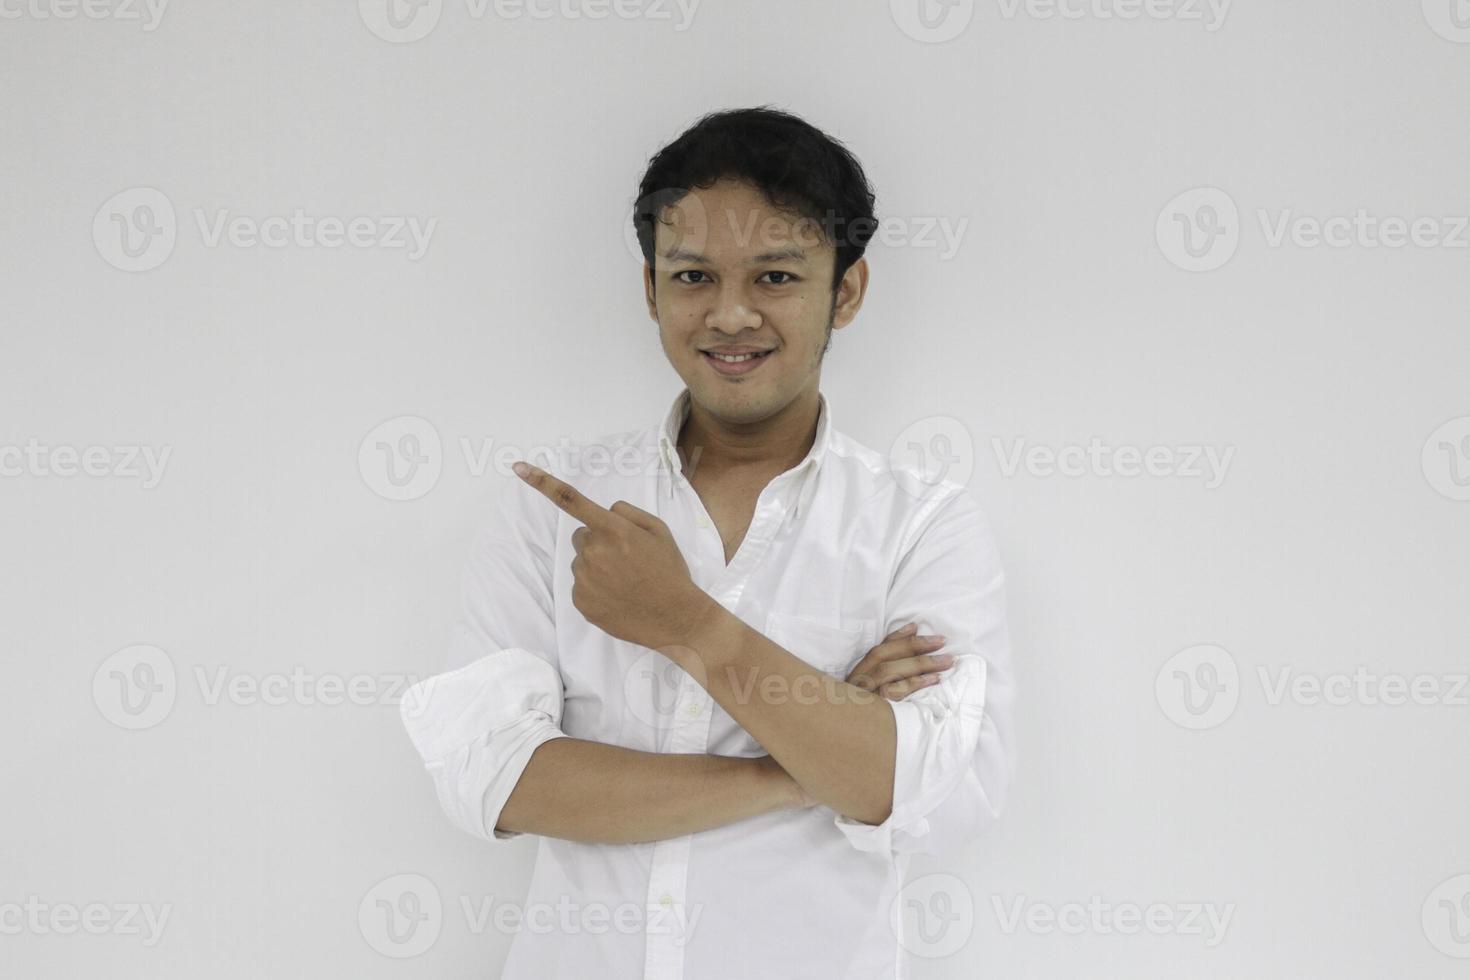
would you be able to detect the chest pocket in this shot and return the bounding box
[763,612,879,681]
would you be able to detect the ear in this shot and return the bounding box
[643,263,658,322]
[832,256,869,331]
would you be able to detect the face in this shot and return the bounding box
[643,178,868,426]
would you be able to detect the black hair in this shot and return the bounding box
[632,105,878,296]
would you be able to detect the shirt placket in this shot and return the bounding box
[641,448,806,980]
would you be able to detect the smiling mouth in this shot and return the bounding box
[703,350,772,363]
[700,348,775,376]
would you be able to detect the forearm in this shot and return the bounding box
[679,602,897,826]
[496,737,799,844]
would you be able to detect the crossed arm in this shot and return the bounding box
[496,624,954,845]
[403,460,1010,853]
[497,739,792,844]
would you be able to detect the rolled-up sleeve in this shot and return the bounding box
[398,472,570,843]
[834,486,1015,857]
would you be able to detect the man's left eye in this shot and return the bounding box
[763,272,797,285]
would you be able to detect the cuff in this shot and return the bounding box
[400,651,566,842]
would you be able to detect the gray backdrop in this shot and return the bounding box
[2,0,1468,977]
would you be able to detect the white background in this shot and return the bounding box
[2,0,1468,977]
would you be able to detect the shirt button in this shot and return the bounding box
[697,514,710,528]
[660,894,673,908]
[684,703,701,718]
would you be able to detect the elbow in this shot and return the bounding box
[432,722,567,843]
[489,754,544,838]
[865,774,897,827]
[845,801,893,828]
[835,763,897,828]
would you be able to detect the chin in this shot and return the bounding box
[706,389,781,422]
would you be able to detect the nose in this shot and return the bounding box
[706,279,762,334]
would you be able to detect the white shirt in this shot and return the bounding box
[400,387,1015,979]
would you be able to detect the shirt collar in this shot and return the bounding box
[656,388,831,521]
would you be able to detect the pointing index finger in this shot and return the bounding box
[513,460,618,529]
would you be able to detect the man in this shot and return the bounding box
[400,106,1015,979]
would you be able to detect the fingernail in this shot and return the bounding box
[900,623,917,635]
[512,461,529,478]
[929,634,947,645]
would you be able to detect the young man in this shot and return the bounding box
[400,106,1015,979]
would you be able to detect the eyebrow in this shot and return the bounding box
[662,246,811,266]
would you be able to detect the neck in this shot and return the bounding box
[676,388,820,483]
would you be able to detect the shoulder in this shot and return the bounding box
[825,427,990,548]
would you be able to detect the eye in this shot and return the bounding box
[674,271,709,285]
[762,271,799,286]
